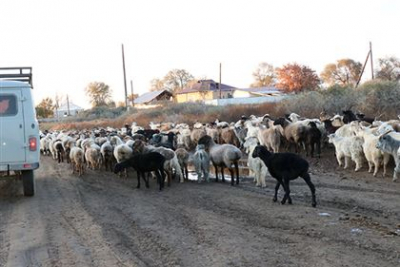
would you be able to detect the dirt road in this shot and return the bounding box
[1,155,400,267]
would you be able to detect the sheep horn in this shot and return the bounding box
[379,129,392,138]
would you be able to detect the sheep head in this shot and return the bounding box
[197,135,213,149]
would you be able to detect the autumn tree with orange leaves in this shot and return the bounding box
[275,63,320,93]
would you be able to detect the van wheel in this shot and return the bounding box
[22,170,35,196]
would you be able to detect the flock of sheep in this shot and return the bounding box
[39,109,400,207]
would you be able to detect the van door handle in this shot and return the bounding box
[20,124,23,129]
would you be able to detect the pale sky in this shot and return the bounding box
[1,0,399,109]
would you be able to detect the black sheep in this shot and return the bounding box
[114,152,166,191]
[252,145,317,207]
[305,121,321,158]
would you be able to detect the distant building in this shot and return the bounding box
[176,79,236,103]
[233,87,283,98]
[134,90,173,109]
[56,101,84,118]
[205,86,287,106]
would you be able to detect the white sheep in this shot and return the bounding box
[328,133,364,171]
[243,137,268,188]
[69,147,85,176]
[356,127,390,177]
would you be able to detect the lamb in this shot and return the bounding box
[252,145,317,207]
[328,133,364,171]
[114,152,166,191]
[192,144,210,183]
[243,137,268,188]
[197,135,242,185]
[69,147,85,176]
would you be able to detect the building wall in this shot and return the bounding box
[176,91,233,103]
[233,90,251,98]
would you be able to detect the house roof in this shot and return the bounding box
[235,87,283,96]
[58,102,84,111]
[134,90,172,104]
[177,79,236,94]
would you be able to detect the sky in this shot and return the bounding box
[0,0,399,109]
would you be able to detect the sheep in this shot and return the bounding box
[193,144,210,183]
[85,145,101,170]
[304,121,322,158]
[175,147,190,181]
[252,145,317,207]
[273,118,307,153]
[177,128,193,151]
[113,143,133,177]
[55,140,65,163]
[376,131,400,181]
[114,152,166,191]
[100,141,115,171]
[69,147,85,176]
[257,125,283,153]
[220,128,240,148]
[356,128,390,177]
[146,146,183,184]
[190,127,207,146]
[197,135,242,185]
[243,137,268,188]
[328,133,364,171]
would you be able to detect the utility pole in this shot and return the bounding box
[66,94,70,116]
[219,63,222,99]
[130,80,134,108]
[370,41,374,79]
[122,44,128,108]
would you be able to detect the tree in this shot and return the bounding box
[149,78,165,92]
[35,97,54,118]
[163,69,194,94]
[275,63,320,93]
[375,56,400,82]
[320,59,362,87]
[127,93,139,106]
[251,62,276,87]
[85,82,112,107]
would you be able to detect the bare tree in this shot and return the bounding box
[149,78,165,92]
[375,56,400,82]
[320,59,362,87]
[163,69,194,94]
[85,82,112,107]
[251,62,276,87]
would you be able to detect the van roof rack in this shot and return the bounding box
[0,67,33,87]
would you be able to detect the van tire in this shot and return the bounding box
[22,170,35,196]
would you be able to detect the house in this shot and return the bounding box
[176,79,237,103]
[204,86,287,106]
[56,101,84,118]
[134,90,173,109]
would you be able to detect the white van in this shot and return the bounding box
[0,67,40,196]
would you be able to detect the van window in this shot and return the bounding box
[0,94,18,116]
